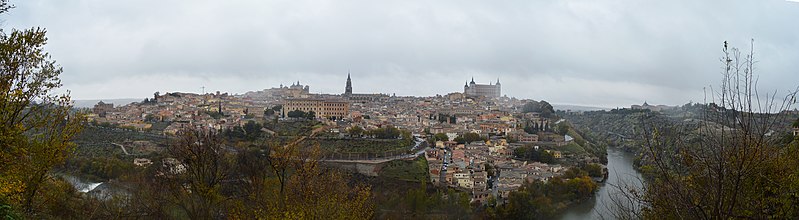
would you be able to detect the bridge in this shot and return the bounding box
[319,150,425,176]
[319,146,427,164]
[316,134,429,176]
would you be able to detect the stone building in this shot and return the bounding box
[282,98,350,119]
[279,81,311,98]
[93,101,114,117]
[464,77,501,98]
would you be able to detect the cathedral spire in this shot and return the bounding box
[496,77,501,85]
[345,71,353,96]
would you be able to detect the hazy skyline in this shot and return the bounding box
[3,0,799,108]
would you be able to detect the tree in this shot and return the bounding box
[453,136,466,144]
[506,135,518,143]
[539,100,554,118]
[583,163,603,178]
[462,132,483,144]
[163,129,233,219]
[522,102,540,113]
[513,146,557,164]
[513,146,530,159]
[556,123,570,135]
[612,41,799,219]
[0,1,84,215]
[231,133,374,218]
[437,113,448,123]
[242,120,262,140]
[521,101,554,118]
[484,163,495,178]
[539,150,555,164]
[347,125,364,137]
[367,126,401,139]
[433,133,449,142]
[287,110,306,118]
[401,130,413,146]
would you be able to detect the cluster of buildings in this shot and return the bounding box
[87,73,592,204]
[425,138,566,204]
[86,74,518,136]
[631,102,677,112]
[89,91,266,135]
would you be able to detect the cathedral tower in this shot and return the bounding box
[344,72,352,96]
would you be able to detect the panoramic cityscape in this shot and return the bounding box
[2,0,799,219]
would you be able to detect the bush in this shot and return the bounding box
[583,163,603,178]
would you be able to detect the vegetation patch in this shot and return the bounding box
[559,142,586,155]
[379,156,429,182]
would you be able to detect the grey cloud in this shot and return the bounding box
[3,0,798,107]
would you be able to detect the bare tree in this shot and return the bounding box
[163,128,234,219]
[611,40,799,219]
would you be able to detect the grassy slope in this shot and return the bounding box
[378,156,429,182]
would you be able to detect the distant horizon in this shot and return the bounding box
[65,76,700,109]
[69,94,678,110]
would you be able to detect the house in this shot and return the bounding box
[446,133,459,142]
[512,131,539,143]
[430,169,441,185]
[454,172,470,179]
[488,144,505,155]
[473,170,488,190]
[453,171,475,189]
[519,133,538,142]
[544,150,562,159]
[162,158,186,175]
[471,190,491,204]
[92,101,114,117]
[133,158,153,167]
[457,177,475,189]
[445,172,454,185]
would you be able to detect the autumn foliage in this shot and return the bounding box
[0,0,84,216]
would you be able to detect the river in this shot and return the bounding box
[60,174,103,193]
[559,147,644,220]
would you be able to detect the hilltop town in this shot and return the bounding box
[83,74,606,205]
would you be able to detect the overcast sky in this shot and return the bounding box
[3,0,799,108]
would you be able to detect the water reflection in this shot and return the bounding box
[60,174,103,193]
[559,148,643,220]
